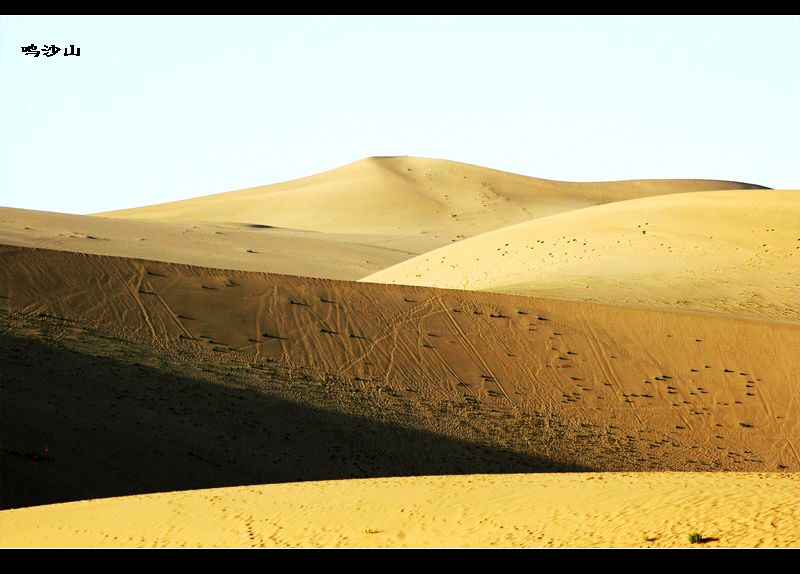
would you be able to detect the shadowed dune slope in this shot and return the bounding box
[364,189,800,320]
[97,157,767,239]
[0,207,447,280]
[1,245,797,507]
[2,321,571,510]
[2,473,799,548]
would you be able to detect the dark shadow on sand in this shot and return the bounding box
[1,325,588,509]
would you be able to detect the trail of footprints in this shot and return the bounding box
[29,264,786,472]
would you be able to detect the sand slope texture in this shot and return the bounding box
[364,189,800,320]
[0,207,446,281]
[97,156,766,240]
[0,158,793,549]
[2,473,798,548]
[1,246,797,510]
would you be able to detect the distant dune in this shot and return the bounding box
[0,207,447,281]
[364,189,799,320]
[2,472,798,548]
[97,157,767,240]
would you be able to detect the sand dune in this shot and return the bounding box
[0,207,446,281]
[97,157,767,240]
[2,154,791,549]
[2,472,798,548]
[364,189,800,320]
[1,246,797,510]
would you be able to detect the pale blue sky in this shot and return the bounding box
[1,15,798,214]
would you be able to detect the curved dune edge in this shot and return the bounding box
[2,472,798,548]
[2,244,799,498]
[363,189,800,321]
[0,207,448,281]
[96,156,767,239]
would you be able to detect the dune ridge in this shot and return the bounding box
[97,157,768,239]
[364,189,800,320]
[0,156,793,549]
[0,207,447,281]
[1,244,797,512]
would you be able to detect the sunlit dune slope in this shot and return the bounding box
[1,245,797,511]
[364,189,800,320]
[96,157,767,239]
[0,207,446,280]
[2,473,798,548]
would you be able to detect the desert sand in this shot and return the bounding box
[1,245,797,511]
[364,189,800,320]
[2,473,798,548]
[0,157,795,548]
[98,156,766,240]
[0,207,447,280]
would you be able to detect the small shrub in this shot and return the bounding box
[688,532,703,544]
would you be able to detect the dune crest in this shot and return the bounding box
[0,207,447,281]
[364,189,800,320]
[97,157,767,239]
[1,245,797,512]
[1,157,792,549]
